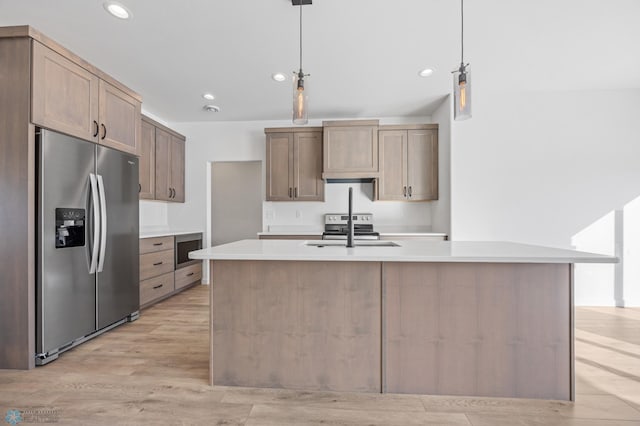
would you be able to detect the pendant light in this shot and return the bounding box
[453,0,471,120]
[292,0,310,125]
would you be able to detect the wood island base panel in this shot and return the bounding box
[209,259,572,400]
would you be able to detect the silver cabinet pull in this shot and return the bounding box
[408,186,412,197]
[403,186,407,197]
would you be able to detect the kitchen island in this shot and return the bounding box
[189,239,615,401]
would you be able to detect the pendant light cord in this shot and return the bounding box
[299,3,303,70]
[461,0,464,64]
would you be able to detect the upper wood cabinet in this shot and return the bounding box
[31,41,99,143]
[378,125,438,201]
[294,131,324,201]
[139,118,156,199]
[169,135,185,203]
[98,80,141,155]
[154,131,185,202]
[31,40,141,155]
[265,127,324,202]
[322,120,379,179]
[266,132,293,201]
[144,115,185,203]
[378,130,408,200]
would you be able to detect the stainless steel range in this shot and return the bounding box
[322,213,380,240]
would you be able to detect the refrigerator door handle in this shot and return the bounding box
[89,173,100,274]
[97,174,108,273]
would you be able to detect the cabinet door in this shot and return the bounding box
[31,41,99,142]
[323,125,378,174]
[407,129,438,200]
[170,135,185,203]
[293,131,324,201]
[98,80,141,155]
[266,133,294,201]
[378,130,407,200]
[154,128,172,201]
[139,119,155,199]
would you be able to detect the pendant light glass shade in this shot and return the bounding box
[453,65,471,120]
[453,0,471,121]
[293,70,309,124]
[292,1,310,125]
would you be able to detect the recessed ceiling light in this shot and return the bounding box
[418,68,434,77]
[202,93,215,100]
[203,105,220,113]
[272,73,286,82]
[103,1,132,20]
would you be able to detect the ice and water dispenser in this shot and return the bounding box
[55,208,85,248]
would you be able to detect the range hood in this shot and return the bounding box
[321,119,380,183]
[325,177,376,184]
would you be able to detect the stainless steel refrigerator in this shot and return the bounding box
[36,129,139,365]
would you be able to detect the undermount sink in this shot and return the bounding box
[305,241,400,248]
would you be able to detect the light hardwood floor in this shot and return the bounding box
[1,285,639,425]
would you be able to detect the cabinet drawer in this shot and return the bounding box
[140,249,174,281]
[140,271,174,306]
[140,236,174,254]
[175,263,202,290]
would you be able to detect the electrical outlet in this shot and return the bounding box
[296,210,301,218]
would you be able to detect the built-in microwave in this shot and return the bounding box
[175,233,202,269]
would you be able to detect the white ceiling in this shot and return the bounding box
[1,0,638,123]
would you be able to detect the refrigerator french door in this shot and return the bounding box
[36,129,139,365]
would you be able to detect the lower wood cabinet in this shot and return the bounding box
[140,272,174,305]
[139,235,202,308]
[140,249,174,281]
[175,263,202,290]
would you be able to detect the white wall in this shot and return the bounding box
[139,200,168,229]
[623,197,640,306]
[451,88,640,306]
[264,182,432,230]
[430,95,452,236]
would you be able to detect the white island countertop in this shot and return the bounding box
[140,229,204,239]
[189,239,617,264]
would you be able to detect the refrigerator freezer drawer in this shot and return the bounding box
[140,249,174,281]
[140,236,175,255]
[140,271,174,306]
